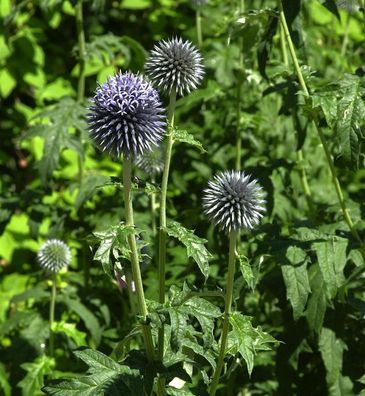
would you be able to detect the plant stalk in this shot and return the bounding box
[209,231,237,396]
[151,175,157,236]
[235,0,245,171]
[157,88,177,362]
[196,9,203,47]
[278,2,363,247]
[75,0,86,183]
[123,157,155,362]
[278,11,313,212]
[49,273,57,358]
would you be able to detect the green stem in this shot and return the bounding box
[75,0,86,182]
[123,157,155,362]
[49,273,57,358]
[235,0,245,171]
[151,175,157,236]
[278,2,363,246]
[340,12,351,58]
[209,231,237,396]
[75,0,86,103]
[157,88,177,361]
[196,9,203,47]
[279,11,313,212]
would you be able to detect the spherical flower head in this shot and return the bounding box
[203,171,265,233]
[88,71,166,158]
[145,37,204,97]
[336,0,361,13]
[37,239,71,273]
[134,147,164,175]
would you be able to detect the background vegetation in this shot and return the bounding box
[1,0,365,395]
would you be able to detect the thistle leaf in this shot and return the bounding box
[172,128,206,153]
[165,221,211,279]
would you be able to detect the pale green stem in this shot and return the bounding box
[75,0,85,183]
[123,157,155,362]
[279,11,313,212]
[151,175,157,236]
[49,273,57,358]
[157,88,177,360]
[156,89,177,396]
[196,9,203,47]
[209,231,237,396]
[279,2,363,247]
[235,0,245,171]
[340,12,351,59]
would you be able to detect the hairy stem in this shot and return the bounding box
[279,2,363,246]
[157,88,177,362]
[123,157,155,362]
[209,231,237,396]
[49,273,57,358]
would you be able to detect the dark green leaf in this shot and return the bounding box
[165,221,211,279]
[281,246,311,320]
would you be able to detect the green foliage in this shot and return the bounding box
[165,221,211,279]
[1,0,365,395]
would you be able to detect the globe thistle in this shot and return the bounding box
[336,0,361,12]
[37,239,71,273]
[203,171,265,233]
[88,71,166,158]
[134,148,164,175]
[145,37,204,97]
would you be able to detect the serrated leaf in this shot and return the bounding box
[18,355,54,396]
[181,339,216,369]
[74,349,122,372]
[319,328,345,393]
[92,223,136,278]
[165,221,211,279]
[237,254,255,290]
[23,97,86,182]
[312,237,348,299]
[305,265,327,334]
[228,312,278,376]
[281,246,311,320]
[335,74,365,169]
[172,128,206,153]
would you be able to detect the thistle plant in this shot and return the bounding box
[145,37,204,368]
[203,171,265,396]
[38,239,71,357]
[88,71,166,363]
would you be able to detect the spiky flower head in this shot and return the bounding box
[203,171,265,233]
[88,71,166,158]
[37,239,71,273]
[336,0,361,12]
[190,0,208,6]
[134,148,164,175]
[145,37,204,97]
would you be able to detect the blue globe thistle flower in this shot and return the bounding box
[88,72,166,158]
[134,148,164,176]
[145,37,204,96]
[37,239,71,273]
[203,171,265,232]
